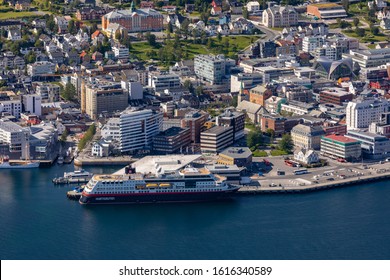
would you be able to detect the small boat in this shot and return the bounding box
[53,169,93,184]
[0,156,39,169]
[57,156,64,165]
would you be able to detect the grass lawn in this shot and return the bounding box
[253,150,268,157]
[343,28,388,43]
[245,123,256,131]
[131,35,261,62]
[0,11,39,19]
[270,150,289,156]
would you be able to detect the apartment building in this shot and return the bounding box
[262,5,298,28]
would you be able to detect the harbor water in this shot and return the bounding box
[0,164,390,260]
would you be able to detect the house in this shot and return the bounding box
[9,0,31,11]
[91,139,111,157]
[294,148,320,165]
[211,0,222,8]
[162,6,177,13]
[229,1,243,14]
[185,4,195,13]
[218,24,230,35]
[140,1,155,9]
[236,100,268,124]
[380,18,390,30]
[32,19,46,29]
[247,1,260,13]
[7,28,21,41]
[219,13,231,25]
[92,51,103,61]
[211,6,222,16]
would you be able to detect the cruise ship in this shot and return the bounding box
[79,166,239,204]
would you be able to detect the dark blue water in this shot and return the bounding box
[0,164,389,260]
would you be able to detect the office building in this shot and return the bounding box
[291,124,325,150]
[85,83,128,119]
[153,127,191,154]
[0,120,30,156]
[148,73,181,92]
[27,61,56,76]
[216,110,245,141]
[200,126,234,153]
[22,94,42,116]
[194,54,235,85]
[346,98,389,130]
[35,83,61,102]
[320,134,361,161]
[306,3,347,19]
[181,111,208,143]
[346,130,390,159]
[319,89,353,105]
[217,147,252,167]
[119,108,163,153]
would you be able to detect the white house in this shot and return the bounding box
[92,139,111,157]
[294,148,320,165]
[247,1,260,13]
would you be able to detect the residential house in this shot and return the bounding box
[211,6,222,16]
[294,148,320,164]
[7,28,21,41]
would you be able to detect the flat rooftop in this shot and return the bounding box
[323,134,360,144]
[220,147,252,159]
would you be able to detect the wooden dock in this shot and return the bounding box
[67,190,82,200]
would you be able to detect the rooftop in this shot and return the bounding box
[220,147,252,159]
[323,134,360,144]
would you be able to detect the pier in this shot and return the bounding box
[237,171,390,194]
[74,156,134,166]
[66,190,82,200]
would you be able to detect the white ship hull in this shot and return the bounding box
[0,161,40,169]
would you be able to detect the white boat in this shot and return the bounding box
[64,169,93,180]
[57,156,64,165]
[0,156,40,169]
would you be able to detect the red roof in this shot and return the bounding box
[91,30,102,39]
[324,134,358,143]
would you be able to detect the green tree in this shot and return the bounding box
[25,51,36,64]
[78,124,96,151]
[279,134,294,153]
[243,7,249,19]
[62,83,76,101]
[355,27,366,37]
[247,129,263,149]
[217,32,222,42]
[145,32,157,47]
[60,129,69,142]
[183,80,194,93]
[371,25,380,36]
[353,17,359,27]
[195,86,204,96]
[342,0,349,13]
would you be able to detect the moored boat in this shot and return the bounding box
[79,166,240,205]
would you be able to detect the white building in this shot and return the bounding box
[346,98,389,130]
[121,81,143,100]
[112,44,129,59]
[194,54,235,85]
[0,100,22,118]
[27,61,56,76]
[246,1,260,13]
[302,36,325,53]
[148,73,181,92]
[262,5,298,28]
[101,117,120,142]
[92,139,111,157]
[22,94,42,116]
[119,108,163,153]
[294,148,320,164]
[346,130,390,159]
[0,121,30,155]
[35,83,61,102]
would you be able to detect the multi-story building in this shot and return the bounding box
[35,83,61,102]
[291,124,325,150]
[0,91,22,118]
[217,147,252,167]
[321,134,361,161]
[260,114,286,136]
[148,73,181,92]
[302,36,325,53]
[194,54,235,85]
[0,120,30,155]
[119,108,163,153]
[85,83,128,119]
[306,3,347,19]
[112,44,129,60]
[262,5,298,28]
[101,117,120,142]
[281,101,315,116]
[319,89,353,105]
[200,126,234,153]
[346,130,390,159]
[246,1,260,13]
[346,98,390,130]
[249,85,273,106]
[27,61,56,77]
[153,127,191,154]
[230,73,263,93]
[102,4,164,32]
[284,85,313,103]
[22,94,41,117]
[342,48,390,69]
[216,110,245,141]
[180,111,208,143]
[76,7,107,21]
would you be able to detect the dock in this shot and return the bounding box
[74,156,134,166]
[237,171,390,194]
[67,190,82,200]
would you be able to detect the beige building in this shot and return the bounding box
[262,5,298,28]
[291,124,325,150]
[85,85,128,119]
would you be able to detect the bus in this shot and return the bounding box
[294,169,308,175]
